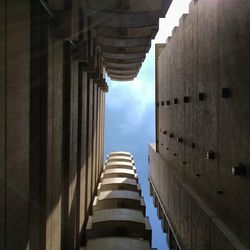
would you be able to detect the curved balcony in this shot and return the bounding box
[108,151,132,157]
[97,177,141,194]
[83,237,155,250]
[105,161,135,170]
[93,190,145,214]
[86,208,151,241]
[107,155,132,162]
[102,168,137,179]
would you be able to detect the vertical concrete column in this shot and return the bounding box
[96,87,101,180]
[77,67,89,244]
[0,1,6,248]
[45,0,64,248]
[91,84,98,194]
[86,78,94,211]
[100,90,105,174]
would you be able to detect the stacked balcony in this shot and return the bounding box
[81,0,172,81]
[84,151,155,250]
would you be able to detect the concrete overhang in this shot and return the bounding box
[86,208,151,240]
[95,25,158,39]
[96,36,151,48]
[108,74,137,81]
[104,62,142,69]
[108,151,132,157]
[100,45,150,54]
[98,190,141,201]
[107,69,139,76]
[84,237,154,250]
[97,177,141,194]
[110,77,135,81]
[105,161,134,169]
[78,0,173,81]
[93,190,145,213]
[102,168,137,179]
[104,166,136,172]
[107,155,133,162]
[106,66,139,72]
[102,51,145,60]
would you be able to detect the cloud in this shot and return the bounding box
[106,75,155,131]
[105,48,156,132]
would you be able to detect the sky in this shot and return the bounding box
[104,1,190,249]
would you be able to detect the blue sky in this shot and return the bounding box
[104,1,190,249]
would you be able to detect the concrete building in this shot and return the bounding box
[2,0,250,249]
[82,151,154,250]
[149,0,250,249]
[0,0,171,249]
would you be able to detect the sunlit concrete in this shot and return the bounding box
[108,151,132,157]
[97,177,141,195]
[102,168,137,179]
[86,208,151,240]
[105,161,134,170]
[93,190,145,213]
[107,155,133,162]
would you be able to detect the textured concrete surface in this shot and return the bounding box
[152,0,250,248]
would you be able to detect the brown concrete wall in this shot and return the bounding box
[0,1,30,249]
[0,1,106,249]
[153,0,250,248]
[150,145,239,250]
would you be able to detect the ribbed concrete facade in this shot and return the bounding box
[149,0,250,249]
[0,0,169,249]
[83,152,154,250]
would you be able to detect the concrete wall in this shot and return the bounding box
[0,1,105,249]
[152,0,250,249]
[0,1,30,249]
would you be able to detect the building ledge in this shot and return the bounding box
[83,237,154,250]
[86,209,151,240]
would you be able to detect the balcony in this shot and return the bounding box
[97,177,141,194]
[93,190,145,214]
[82,237,155,250]
[102,168,137,179]
[104,163,135,171]
[86,208,151,241]
[107,155,133,163]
